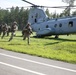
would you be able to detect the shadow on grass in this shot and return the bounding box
[8,42,27,45]
[8,43,22,45]
[15,35,22,37]
[33,36,76,45]
[45,42,60,45]
[46,37,76,42]
[46,38,76,46]
[0,40,8,42]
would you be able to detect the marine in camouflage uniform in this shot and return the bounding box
[1,23,8,39]
[22,23,33,45]
[8,21,18,41]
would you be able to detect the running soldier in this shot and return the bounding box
[22,23,33,45]
[8,21,18,41]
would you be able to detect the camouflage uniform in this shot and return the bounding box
[8,21,18,41]
[22,23,32,45]
[1,23,8,39]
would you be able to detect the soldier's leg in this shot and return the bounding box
[27,36,30,45]
[0,31,2,36]
[1,31,6,39]
[8,32,14,41]
[0,31,2,35]
[7,31,9,36]
[23,34,26,40]
[22,30,24,37]
[13,32,16,36]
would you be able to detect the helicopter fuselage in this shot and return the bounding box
[22,0,76,37]
[31,16,76,36]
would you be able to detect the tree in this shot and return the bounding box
[45,8,51,17]
[72,11,76,16]
[0,9,7,24]
[0,7,29,30]
[62,0,75,16]
[18,8,29,30]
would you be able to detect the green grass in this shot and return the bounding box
[0,31,76,64]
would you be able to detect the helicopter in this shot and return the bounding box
[22,0,76,38]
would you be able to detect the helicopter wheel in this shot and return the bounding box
[55,35,59,38]
[36,35,45,38]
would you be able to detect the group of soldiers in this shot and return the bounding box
[0,21,18,40]
[0,21,33,45]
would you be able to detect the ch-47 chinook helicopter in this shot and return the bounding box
[22,0,76,38]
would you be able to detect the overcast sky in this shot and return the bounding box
[0,0,76,13]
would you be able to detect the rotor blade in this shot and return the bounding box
[6,6,31,9]
[22,0,36,6]
[40,5,76,8]
[22,0,76,8]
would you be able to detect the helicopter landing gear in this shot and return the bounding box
[33,34,45,38]
[55,35,59,38]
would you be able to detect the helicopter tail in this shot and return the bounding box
[28,7,48,25]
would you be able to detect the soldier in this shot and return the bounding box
[8,21,18,41]
[22,23,33,45]
[1,23,8,39]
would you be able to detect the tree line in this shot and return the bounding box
[45,8,76,18]
[0,6,76,30]
[0,7,29,30]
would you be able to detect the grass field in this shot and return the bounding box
[0,31,76,64]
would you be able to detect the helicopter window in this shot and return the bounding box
[35,13,38,18]
[32,16,33,18]
[35,19,37,23]
[38,28,40,30]
[54,24,57,28]
[46,25,49,28]
[69,21,73,27]
[59,23,62,27]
